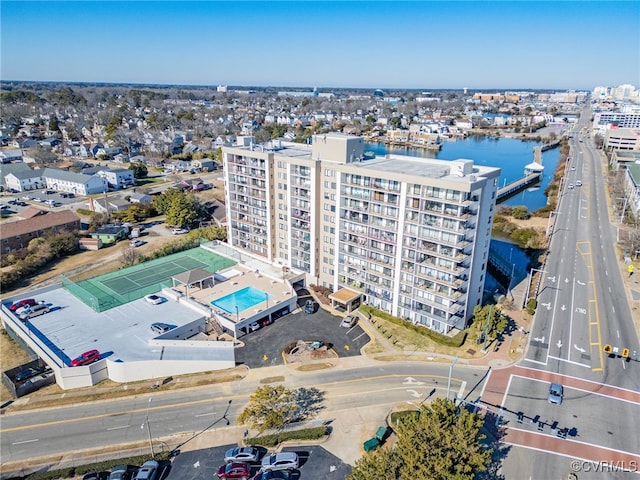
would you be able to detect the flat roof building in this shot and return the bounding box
[222,133,501,333]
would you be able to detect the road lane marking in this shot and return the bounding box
[12,439,38,445]
[106,425,130,431]
[547,355,591,368]
[195,412,216,417]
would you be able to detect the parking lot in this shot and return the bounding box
[167,444,352,480]
[235,290,370,368]
[1,189,86,215]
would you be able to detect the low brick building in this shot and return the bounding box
[0,209,81,252]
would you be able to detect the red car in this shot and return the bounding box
[70,349,101,367]
[9,299,37,312]
[217,462,251,479]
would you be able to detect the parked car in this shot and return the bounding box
[260,452,299,472]
[108,465,136,480]
[9,298,37,312]
[248,322,261,332]
[70,349,101,367]
[340,315,358,328]
[144,294,165,305]
[133,460,158,480]
[304,300,315,314]
[172,228,189,235]
[151,322,173,334]
[82,473,109,480]
[15,366,44,382]
[548,382,564,405]
[130,240,144,248]
[217,462,252,479]
[17,303,50,320]
[224,447,259,463]
[253,471,290,480]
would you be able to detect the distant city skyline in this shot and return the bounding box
[2,1,638,90]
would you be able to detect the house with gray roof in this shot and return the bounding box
[1,162,33,189]
[0,149,23,163]
[5,170,45,192]
[43,168,108,195]
[96,168,134,190]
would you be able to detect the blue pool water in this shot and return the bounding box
[211,286,271,314]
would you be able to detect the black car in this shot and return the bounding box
[15,366,43,382]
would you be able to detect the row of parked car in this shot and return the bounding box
[217,447,299,479]
[83,460,159,480]
[8,298,51,321]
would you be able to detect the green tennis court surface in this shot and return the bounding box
[64,247,236,311]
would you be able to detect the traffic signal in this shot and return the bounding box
[603,344,613,354]
[622,348,630,358]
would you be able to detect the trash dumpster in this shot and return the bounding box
[363,437,380,452]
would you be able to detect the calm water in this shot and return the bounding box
[367,136,561,211]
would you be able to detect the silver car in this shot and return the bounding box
[261,452,298,472]
[548,382,563,405]
[224,446,259,463]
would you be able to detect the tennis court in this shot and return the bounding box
[65,247,236,311]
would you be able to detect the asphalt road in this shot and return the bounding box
[0,363,479,465]
[499,106,640,479]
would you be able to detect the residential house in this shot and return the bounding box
[89,224,129,245]
[178,177,205,191]
[12,138,38,149]
[88,196,131,215]
[0,209,81,252]
[164,160,190,172]
[191,158,216,172]
[5,170,45,192]
[129,192,152,204]
[43,168,108,195]
[39,137,62,148]
[0,149,24,163]
[95,146,123,158]
[96,168,135,190]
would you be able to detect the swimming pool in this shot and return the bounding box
[211,286,271,314]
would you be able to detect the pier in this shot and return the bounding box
[496,172,543,203]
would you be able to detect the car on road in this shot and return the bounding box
[171,228,189,235]
[130,239,144,248]
[224,447,259,463]
[340,314,358,328]
[217,462,252,479]
[548,382,564,405]
[260,452,299,472]
[15,366,44,382]
[150,322,173,334]
[133,460,159,480]
[570,166,576,171]
[567,183,574,189]
[70,349,101,367]
[575,180,582,187]
[144,294,166,305]
[9,298,37,312]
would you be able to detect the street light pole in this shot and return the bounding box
[141,397,155,458]
[447,356,459,401]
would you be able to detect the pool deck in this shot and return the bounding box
[172,265,296,324]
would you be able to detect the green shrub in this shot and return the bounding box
[245,426,328,447]
[526,298,537,315]
[76,208,93,215]
[358,306,467,348]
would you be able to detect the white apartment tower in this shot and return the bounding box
[223,133,501,333]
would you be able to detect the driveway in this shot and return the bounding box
[234,290,370,368]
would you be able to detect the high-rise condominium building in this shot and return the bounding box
[222,133,501,333]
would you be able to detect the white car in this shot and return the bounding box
[130,240,144,247]
[144,294,165,305]
[261,452,299,472]
[171,228,189,235]
[567,183,574,189]
[575,180,582,187]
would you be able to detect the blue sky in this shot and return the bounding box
[2,1,638,89]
